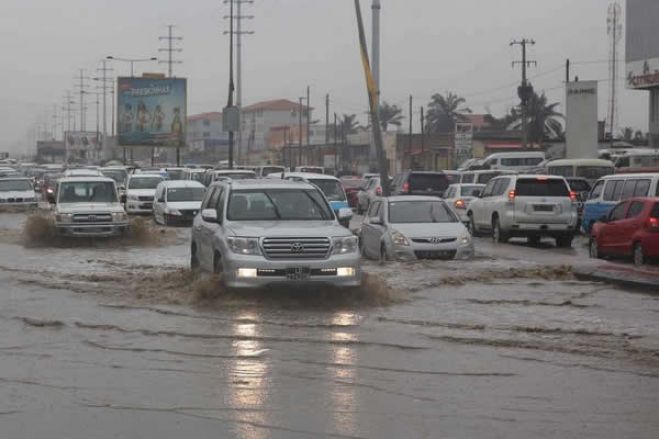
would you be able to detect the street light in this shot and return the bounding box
[106,56,158,77]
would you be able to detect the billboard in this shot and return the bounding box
[117,77,187,147]
[626,0,659,89]
[565,81,598,159]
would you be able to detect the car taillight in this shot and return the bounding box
[508,190,516,202]
[647,217,659,230]
[454,199,466,209]
[402,182,410,193]
[569,191,577,202]
[375,186,382,196]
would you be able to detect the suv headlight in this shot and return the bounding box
[459,232,472,246]
[166,208,182,216]
[227,237,262,255]
[128,194,139,201]
[112,212,128,223]
[332,236,358,254]
[390,230,409,246]
[55,213,73,223]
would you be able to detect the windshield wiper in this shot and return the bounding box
[263,191,282,220]
[303,191,331,220]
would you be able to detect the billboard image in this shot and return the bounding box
[117,77,187,147]
[626,0,659,89]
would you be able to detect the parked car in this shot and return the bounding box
[190,179,359,288]
[581,173,659,234]
[276,172,352,228]
[359,196,473,261]
[153,180,206,226]
[50,177,128,237]
[125,174,165,214]
[391,171,450,198]
[590,197,659,265]
[443,183,485,223]
[467,175,578,247]
[341,177,366,209]
[0,177,38,208]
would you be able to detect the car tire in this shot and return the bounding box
[556,235,574,248]
[589,238,601,259]
[359,237,368,258]
[190,244,200,271]
[633,242,645,267]
[213,252,223,275]
[379,243,388,264]
[468,214,480,237]
[492,217,507,243]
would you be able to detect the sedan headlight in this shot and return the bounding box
[390,230,410,246]
[55,213,73,223]
[332,236,358,254]
[459,233,472,245]
[112,212,128,223]
[227,237,262,255]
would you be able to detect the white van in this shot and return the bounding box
[546,159,615,183]
[480,152,545,171]
[460,169,515,185]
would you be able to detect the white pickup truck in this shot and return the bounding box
[49,177,129,237]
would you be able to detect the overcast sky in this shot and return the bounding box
[0,0,647,153]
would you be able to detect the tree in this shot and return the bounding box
[338,114,359,143]
[508,92,564,143]
[425,91,471,133]
[378,101,404,132]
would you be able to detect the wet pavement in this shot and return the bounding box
[0,212,658,438]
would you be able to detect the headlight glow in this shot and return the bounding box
[112,212,128,222]
[336,267,356,277]
[332,236,358,254]
[227,237,261,255]
[237,268,258,278]
[391,230,410,246]
[55,213,73,223]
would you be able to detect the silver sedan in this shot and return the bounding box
[359,196,474,261]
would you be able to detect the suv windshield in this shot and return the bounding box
[58,181,117,203]
[308,179,346,202]
[166,169,185,180]
[408,173,449,192]
[515,178,569,197]
[389,201,457,223]
[101,169,127,184]
[167,187,205,202]
[0,180,33,192]
[227,189,333,221]
[128,177,163,190]
[567,179,591,192]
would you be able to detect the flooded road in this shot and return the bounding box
[0,212,658,438]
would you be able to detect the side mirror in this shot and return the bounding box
[337,207,353,220]
[369,216,382,225]
[120,194,127,204]
[201,208,219,223]
[598,215,609,223]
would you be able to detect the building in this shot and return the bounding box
[186,112,229,159]
[241,99,310,163]
[626,0,659,147]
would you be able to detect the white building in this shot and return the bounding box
[187,112,229,153]
[241,99,310,157]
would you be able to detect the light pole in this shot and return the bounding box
[106,56,158,77]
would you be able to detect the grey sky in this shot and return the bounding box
[0,0,647,153]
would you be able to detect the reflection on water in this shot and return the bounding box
[229,311,269,439]
[330,312,358,437]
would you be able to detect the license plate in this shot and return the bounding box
[533,205,553,212]
[286,267,310,281]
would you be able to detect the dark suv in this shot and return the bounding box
[391,171,450,198]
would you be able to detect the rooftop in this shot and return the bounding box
[242,99,311,113]
[188,112,222,122]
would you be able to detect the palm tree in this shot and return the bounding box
[508,92,564,142]
[426,92,471,133]
[337,114,359,143]
[378,101,404,132]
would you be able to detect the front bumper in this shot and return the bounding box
[126,201,153,214]
[0,201,38,210]
[509,223,576,234]
[56,222,129,237]
[222,252,362,288]
[392,241,474,261]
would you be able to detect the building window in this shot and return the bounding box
[203,120,211,126]
[203,132,210,138]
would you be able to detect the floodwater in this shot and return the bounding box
[0,212,658,438]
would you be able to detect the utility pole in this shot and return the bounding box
[565,58,570,83]
[511,38,536,148]
[306,85,311,150]
[224,0,254,164]
[225,0,236,169]
[420,106,425,168]
[408,95,413,164]
[159,25,183,78]
[325,93,330,146]
[369,0,381,166]
[62,91,75,162]
[75,69,90,132]
[298,96,304,168]
[96,59,112,151]
[333,112,338,171]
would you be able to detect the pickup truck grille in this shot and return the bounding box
[262,237,331,260]
[73,213,112,223]
[138,196,153,202]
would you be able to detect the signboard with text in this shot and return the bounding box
[117,77,187,147]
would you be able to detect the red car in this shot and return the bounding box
[341,178,366,209]
[590,197,659,266]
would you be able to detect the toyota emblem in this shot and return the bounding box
[88,215,97,222]
[290,242,305,253]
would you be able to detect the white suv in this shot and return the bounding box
[466,175,578,247]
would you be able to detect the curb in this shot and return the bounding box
[573,265,659,291]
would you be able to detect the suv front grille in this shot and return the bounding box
[262,237,331,260]
[138,196,153,202]
[73,213,113,223]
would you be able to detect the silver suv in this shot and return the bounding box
[466,175,578,247]
[190,179,360,288]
